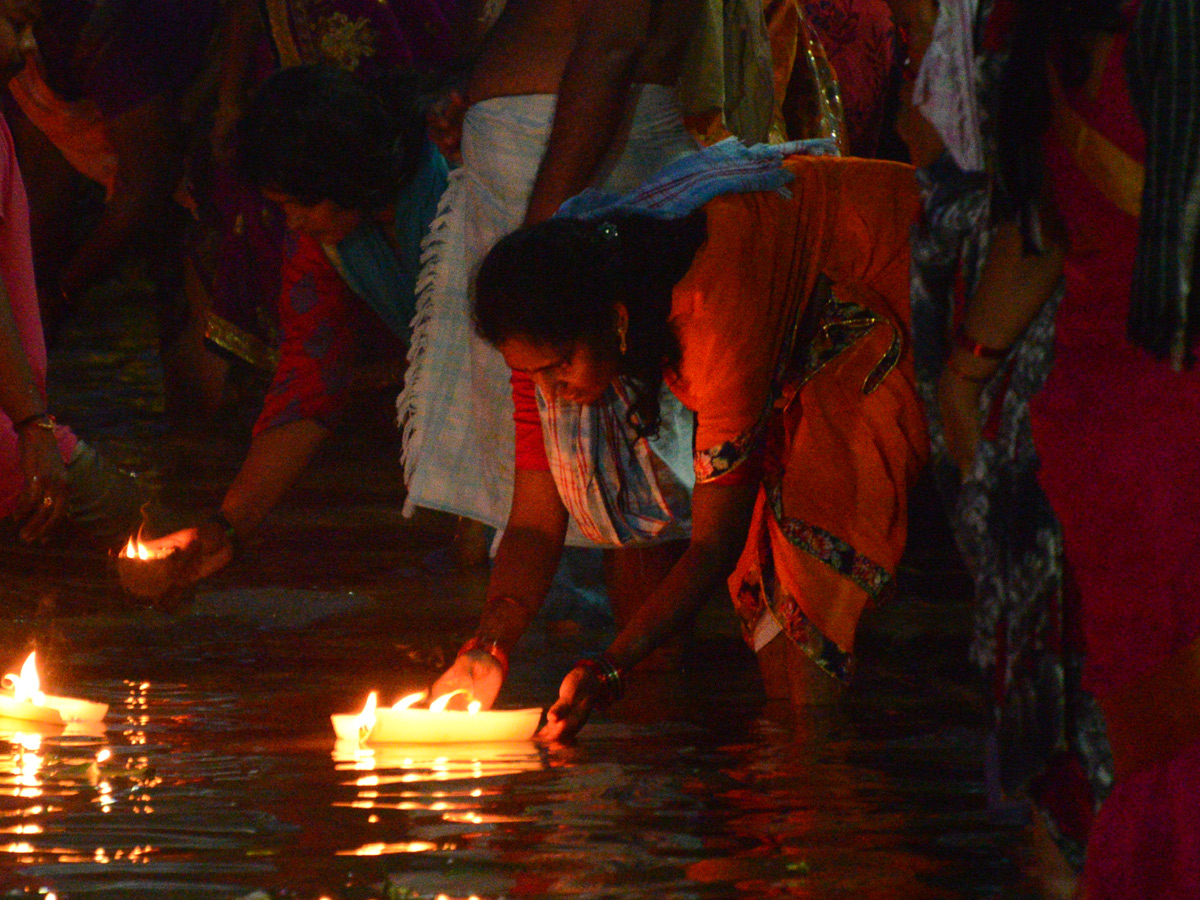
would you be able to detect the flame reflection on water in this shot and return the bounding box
[331,738,544,857]
[0,631,1027,899]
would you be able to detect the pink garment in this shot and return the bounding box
[0,113,77,518]
[1030,31,1200,899]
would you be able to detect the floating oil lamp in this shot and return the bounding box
[116,530,186,599]
[0,653,107,726]
[331,690,542,744]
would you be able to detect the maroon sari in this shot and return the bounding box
[1031,27,1200,898]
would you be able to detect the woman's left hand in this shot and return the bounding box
[536,664,602,743]
[936,365,986,475]
[15,425,68,542]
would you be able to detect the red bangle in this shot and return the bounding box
[943,354,994,384]
[954,326,1010,360]
[458,635,510,679]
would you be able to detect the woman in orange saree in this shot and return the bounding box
[458,153,928,738]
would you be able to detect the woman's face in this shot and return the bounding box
[0,0,37,80]
[500,336,619,405]
[262,189,362,244]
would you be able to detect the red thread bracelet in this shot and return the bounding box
[954,326,1010,360]
[944,354,995,384]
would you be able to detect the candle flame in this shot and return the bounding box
[355,692,378,740]
[1,653,46,705]
[429,690,479,713]
[119,533,173,561]
[392,692,426,711]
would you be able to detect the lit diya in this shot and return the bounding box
[0,652,108,726]
[331,690,542,744]
[116,529,189,599]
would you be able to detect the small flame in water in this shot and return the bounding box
[2,653,46,705]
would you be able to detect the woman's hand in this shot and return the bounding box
[14,425,68,542]
[430,650,504,711]
[118,518,234,599]
[537,663,603,743]
[937,365,987,474]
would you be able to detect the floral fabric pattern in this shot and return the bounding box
[910,42,1112,849]
[732,510,857,681]
[766,483,891,599]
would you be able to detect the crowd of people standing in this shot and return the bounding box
[0,0,1196,897]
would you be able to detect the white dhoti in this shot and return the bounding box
[398,85,697,544]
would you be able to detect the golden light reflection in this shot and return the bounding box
[333,739,543,779]
[122,680,150,747]
[330,736,543,832]
[0,720,123,870]
[441,811,533,825]
[336,840,441,856]
[0,823,43,834]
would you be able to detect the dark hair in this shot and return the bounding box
[235,64,428,212]
[474,211,707,437]
[993,0,1125,244]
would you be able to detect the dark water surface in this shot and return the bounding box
[0,290,1035,898]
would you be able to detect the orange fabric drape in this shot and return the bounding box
[668,156,927,662]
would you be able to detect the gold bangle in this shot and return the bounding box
[13,412,55,432]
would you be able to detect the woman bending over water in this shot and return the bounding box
[433,151,928,739]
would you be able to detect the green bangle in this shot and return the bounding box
[574,653,624,707]
[209,511,239,556]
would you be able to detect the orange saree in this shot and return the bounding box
[667,155,928,679]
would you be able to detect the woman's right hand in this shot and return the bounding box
[14,423,69,543]
[430,650,504,711]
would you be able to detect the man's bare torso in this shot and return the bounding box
[468,0,696,104]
